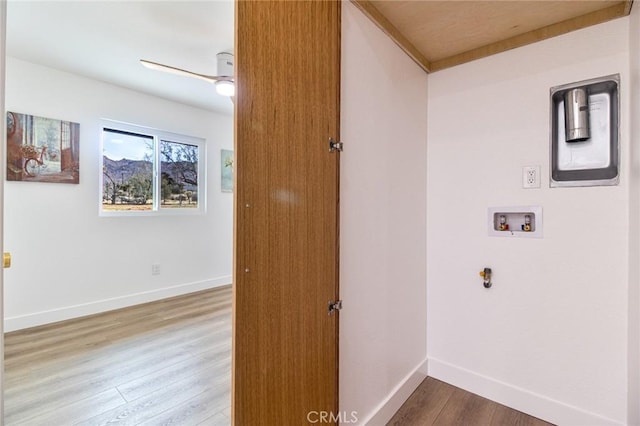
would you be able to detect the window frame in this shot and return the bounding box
[99,120,206,217]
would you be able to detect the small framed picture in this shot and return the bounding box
[221,149,234,192]
[6,111,80,184]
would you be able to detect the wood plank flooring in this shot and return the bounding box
[6,286,557,426]
[388,377,555,426]
[4,285,232,426]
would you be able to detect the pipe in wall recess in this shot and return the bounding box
[564,87,590,142]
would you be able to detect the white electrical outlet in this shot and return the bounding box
[522,166,541,189]
[152,264,161,275]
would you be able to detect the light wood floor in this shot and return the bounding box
[6,287,556,426]
[4,285,232,426]
[388,377,555,426]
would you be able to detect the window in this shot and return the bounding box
[100,121,205,215]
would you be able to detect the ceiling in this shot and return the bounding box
[353,0,633,72]
[6,1,234,115]
[5,0,632,113]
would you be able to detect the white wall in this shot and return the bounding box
[0,1,6,421]
[628,3,640,425]
[340,3,428,424]
[3,58,233,331]
[427,19,630,426]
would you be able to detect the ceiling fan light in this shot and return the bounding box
[215,80,235,97]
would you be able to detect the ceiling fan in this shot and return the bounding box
[140,52,235,97]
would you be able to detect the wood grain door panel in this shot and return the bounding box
[233,1,340,424]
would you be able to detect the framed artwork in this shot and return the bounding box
[6,111,80,184]
[221,149,234,192]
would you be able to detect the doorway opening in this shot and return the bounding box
[3,1,234,424]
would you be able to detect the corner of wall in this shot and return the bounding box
[361,359,428,426]
[627,4,640,425]
[340,2,428,424]
[0,0,7,421]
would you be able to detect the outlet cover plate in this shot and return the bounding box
[523,165,541,189]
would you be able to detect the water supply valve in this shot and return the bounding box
[498,215,508,231]
[479,267,492,288]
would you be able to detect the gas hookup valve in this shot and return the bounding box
[479,267,492,288]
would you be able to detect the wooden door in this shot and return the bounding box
[233,1,341,424]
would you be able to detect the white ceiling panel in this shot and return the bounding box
[6,0,235,114]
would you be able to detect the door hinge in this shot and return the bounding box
[328,300,343,315]
[329,138,343,153]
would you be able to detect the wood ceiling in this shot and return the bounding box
[352,0,633,73]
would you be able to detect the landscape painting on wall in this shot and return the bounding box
[6,111,80,184]
[221,149,234,192]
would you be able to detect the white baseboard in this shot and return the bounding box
[360,358,429,426]
[4,276,232,332]
[428,357,623,426]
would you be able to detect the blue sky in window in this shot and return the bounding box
[103,130,153,161]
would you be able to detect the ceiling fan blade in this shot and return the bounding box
[140,59,233,83]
